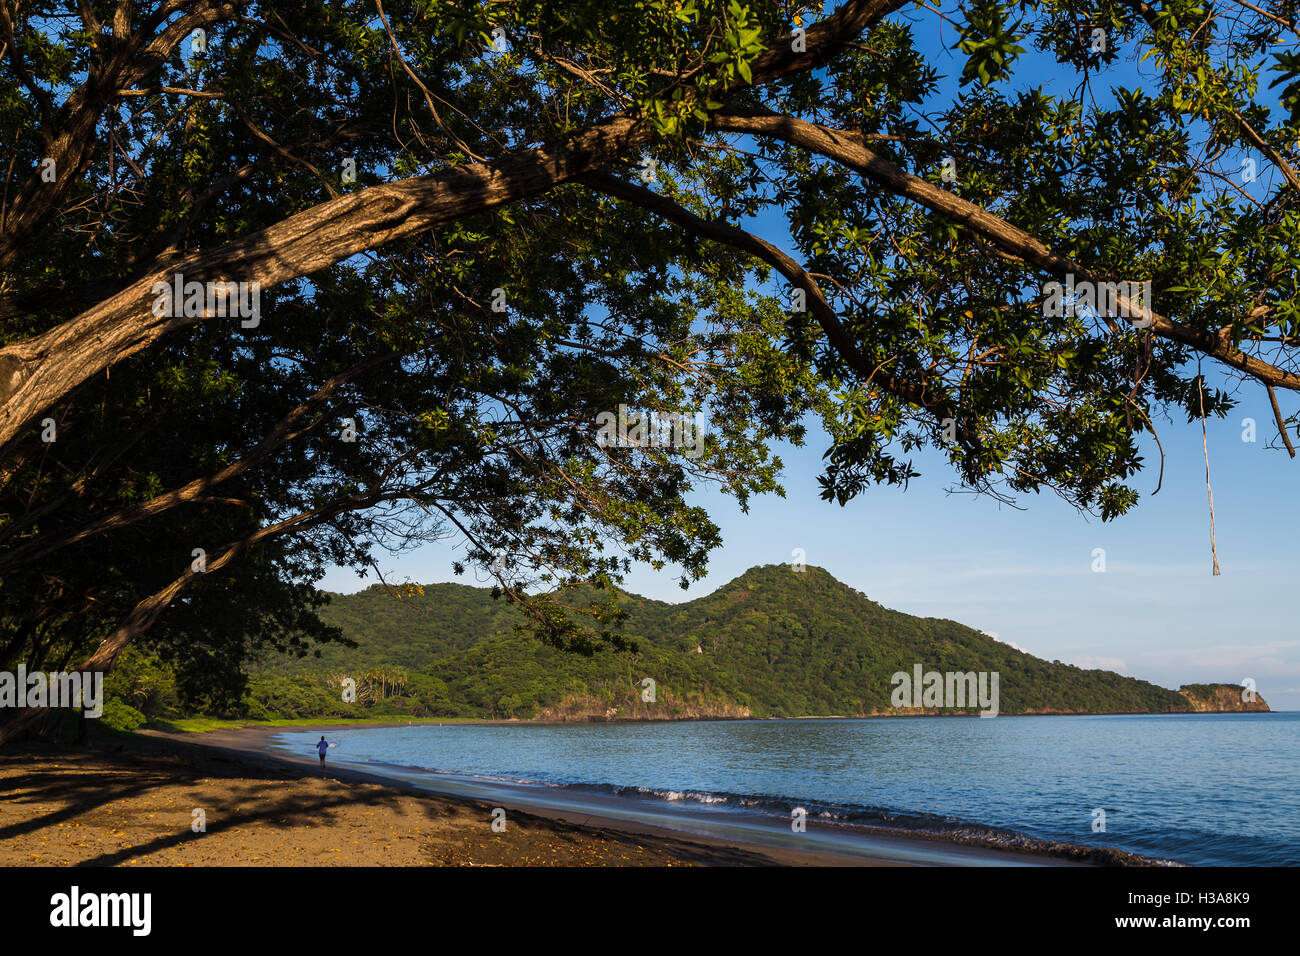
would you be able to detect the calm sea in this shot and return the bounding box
[273,712,1299,865]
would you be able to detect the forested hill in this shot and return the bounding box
[222,566,1265,721]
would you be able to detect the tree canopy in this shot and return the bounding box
[3,0,1300,721]
[109,567,1259,723]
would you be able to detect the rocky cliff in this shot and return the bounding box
[1178,683,1270,712]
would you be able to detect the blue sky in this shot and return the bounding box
[321,5,1300,710]
[322,397,1300,710]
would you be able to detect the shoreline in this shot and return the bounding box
[153,707,1280,737]
[143,722,1154,866]
[1,729,870,866]
[1,720,1182,866]
[157,726,916,866]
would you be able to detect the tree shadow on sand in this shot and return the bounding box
[0,740,781,867]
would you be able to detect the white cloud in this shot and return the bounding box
[984,630,1029,654]
[1071,656,1129,675]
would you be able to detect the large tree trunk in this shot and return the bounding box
[0,114,647,449]
[0,0,908,449]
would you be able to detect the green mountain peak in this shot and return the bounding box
[226,566,1264,721]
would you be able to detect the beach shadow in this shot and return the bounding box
[0,748,202,840]
[74,783,417,866]
[2,738,786,867]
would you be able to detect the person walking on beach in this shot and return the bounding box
[316,736,330,766]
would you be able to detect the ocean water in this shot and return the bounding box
[273,712,1300,865]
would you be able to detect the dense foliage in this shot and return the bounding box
[109,566,1231,721]
[4,1,1300,722]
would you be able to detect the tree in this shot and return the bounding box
[4,0,1300,733]
[3,0,838,742]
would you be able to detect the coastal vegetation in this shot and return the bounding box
[103,566,1265,727]
[2,2,1296,739]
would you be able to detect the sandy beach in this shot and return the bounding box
[0,723,1141,866]
[0,725,891,866]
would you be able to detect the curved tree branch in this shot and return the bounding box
[0,0,905,449]
[708,107,1300,393]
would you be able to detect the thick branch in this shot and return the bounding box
[0,0,250,266]
[0,353,397,572]
[0,479,401,744]
[709,108,1300,393]
[0,0,900,448]
[580,170,934,412]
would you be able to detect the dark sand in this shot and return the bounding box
[0,726,890,866]
[0,723,1116,866]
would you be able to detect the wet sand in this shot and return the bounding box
[0,723,1118,866]
[0,728,884,866]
